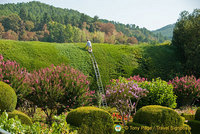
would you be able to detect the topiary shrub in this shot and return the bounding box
[134,105,184,127]
[195,107,200,121]
[66,106,114,134]
[0,81,17,112]
[137,78,177,108]
[8,110,32,125]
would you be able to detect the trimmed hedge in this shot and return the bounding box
[187,120,200,134]
[134,105,184,127]
[66,106,114,134]
[0,81,17,112]
[8,110,32,125]
[195,107,200,121]
[125,122,191,134]
[0,40,181,89]
[181,113,195,121]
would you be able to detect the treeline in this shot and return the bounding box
[0,1,167,44]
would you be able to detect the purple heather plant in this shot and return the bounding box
[105,80,148,125]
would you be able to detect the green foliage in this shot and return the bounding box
[0,81,17,112]
[187,120,200,134]
[138,78,177,108]
[195,107,200,121]
[172,9,200,77]
[8,110,32,125]
[66,106,114,134]
[125,122,191,134]
[0,111,77,134]
[134,105,184,127]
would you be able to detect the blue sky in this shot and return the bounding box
[0,0,199,30]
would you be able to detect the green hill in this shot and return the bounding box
[0,40,181,89]
[0,1,166,43]
[152,24,175,39]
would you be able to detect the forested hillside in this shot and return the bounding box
[0,1,167,44]
[0,40,181,90]
[152,24,175,39]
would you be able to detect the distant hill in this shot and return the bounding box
[0,1,167,43]
[152,24,175,40]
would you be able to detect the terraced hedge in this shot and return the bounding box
[0,40,181,90]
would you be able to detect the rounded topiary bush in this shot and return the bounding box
[134,105,184,127]
[8,110,32,125]
[195,107,200,121]
[0,81,17,112]
[66,106,114,134]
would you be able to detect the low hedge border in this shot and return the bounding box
[124,122,191,134]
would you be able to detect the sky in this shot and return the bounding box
[0,0,199,30]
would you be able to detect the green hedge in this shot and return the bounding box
[181,113,195,121]
[66,106,114,134]
[195,107,200,121]
[125,122,191,134]
[0,81,17,112]
[0,40,181,89]
[134,105,184,127]
[187,120,200,134]
[8,110,32,125]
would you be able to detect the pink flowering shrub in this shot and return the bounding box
[0,55,30,107]
[105,80,148,125]
[25,64,94,124]
[127,75,147,82]
[169,75,200,107]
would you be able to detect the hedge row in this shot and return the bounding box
[0,40,181,89]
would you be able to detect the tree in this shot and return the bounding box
[127,36,138,44]
[172,9,200,77]
[24,21,34,31]
[92,31,104,43]
[93,15,99,22]
[65,24,74,43]
[2,30,18,40]
[19,8,28,20]
[115,32,127,44]
[73,27,81,43]
[99,23,116,35]
[47,21,66,43]
[1,14,22,32]
[0,23,5,38]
